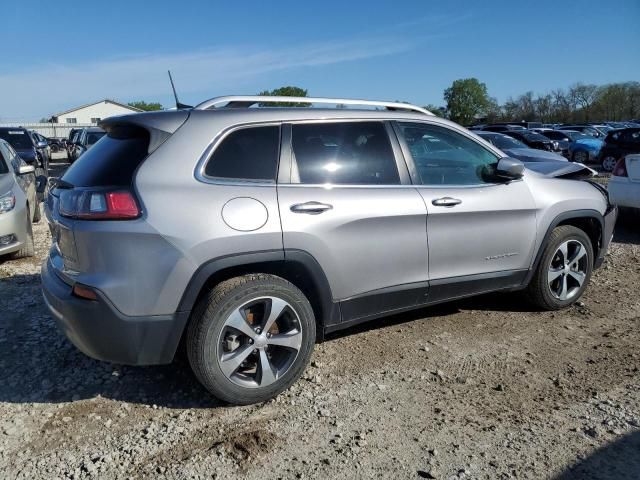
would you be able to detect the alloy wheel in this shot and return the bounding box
[574,151,588,163]
[601,156,617,172]
[217,296,303,388]
[547,240,588,301]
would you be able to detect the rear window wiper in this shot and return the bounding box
[49,178,75,190]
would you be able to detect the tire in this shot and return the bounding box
[527,225,593,310]
[572,150,588,164]
[32,201,42,223]
[11,206,35,259]
[187,274,316,405]
[601,155,617,172]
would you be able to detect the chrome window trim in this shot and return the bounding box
[195,122,282,187]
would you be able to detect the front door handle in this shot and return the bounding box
[290,201,333,214]
[432,197,462,207]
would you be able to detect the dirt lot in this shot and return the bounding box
[0,161,639,479]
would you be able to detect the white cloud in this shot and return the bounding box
[0,36,413,121]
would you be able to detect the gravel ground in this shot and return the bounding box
[0,159,639,479]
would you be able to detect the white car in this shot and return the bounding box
[608,154,640,210]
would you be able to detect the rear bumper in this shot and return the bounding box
[594,205,617,269]
[41,258,189,365]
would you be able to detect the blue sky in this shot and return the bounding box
[1,0,638,121]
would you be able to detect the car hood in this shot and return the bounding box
[525,161,596,179]
[574,138,603,150]
[502,148,568,162]
[0,173,15,195]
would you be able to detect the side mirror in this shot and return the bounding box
[37,140,48,149]
[496,157,524,180]
[18,164,35,175]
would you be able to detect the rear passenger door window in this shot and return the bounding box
[290,122,400,185]
[204,125,280,182]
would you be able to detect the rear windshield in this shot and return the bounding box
[62,126,150,187]
[0,130,33,150]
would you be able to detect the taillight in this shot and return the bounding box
[612,158,628,177]
[59,189,140,220]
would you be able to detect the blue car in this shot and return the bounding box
[564,131,603,164]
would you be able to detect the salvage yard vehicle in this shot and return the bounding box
[598,127,640,172]
[70,127,106,161]
[41,96,617,405]
[0,127,49,177]
[0,139,41,258]
[608,154,640,211]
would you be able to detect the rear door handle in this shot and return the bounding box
[432,197,462,207]
[290,201,333,214]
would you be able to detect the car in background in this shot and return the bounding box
[30,131,51,170]
[66,128,81,161]
[70,127,106,161]
[481,124,527,132]
[0,139,41,258]
[598,127,640,172]
[608,154,640,212]
[534,129,572,156]
[0,127,48,177]
[558,125,605,138]
[566,132,603,164]
[500,129,558,152]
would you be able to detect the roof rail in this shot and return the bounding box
[193,96,433,116]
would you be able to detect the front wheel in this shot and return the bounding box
[572,150,588,164]
[187,274,316,405]
[527,225,593,310]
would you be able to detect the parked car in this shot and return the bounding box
[46,137,64,153]
[533,129,572,156]
[30,131,51,169]
[566,132,603,164]
[41,95,617,405]
[481,124,527,132]
[608,154,640,211]
[66,128,82,161]
[0,139,41,258]
[500,129,558,152]
[70,127,106,161]
[598,127,640,172]
[558,125,604,138]
[0,127,48,177]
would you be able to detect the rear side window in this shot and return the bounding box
[204,126,280,181]
[290,122,400,185]
[62,126,150,187]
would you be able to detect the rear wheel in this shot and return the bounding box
[601,155,617,172]
[527,226,593,310]
[187,274,316,405]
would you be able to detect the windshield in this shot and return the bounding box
[563,131,590,141]
[481,133,527,149]
[0,130,33,150]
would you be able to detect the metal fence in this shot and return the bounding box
[0,122,96,139]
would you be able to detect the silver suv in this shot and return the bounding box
[41,96,617,405]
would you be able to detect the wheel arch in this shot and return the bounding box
[524,209,604,286]
[176,249,338,346]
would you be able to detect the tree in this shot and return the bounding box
[423,104,447,118]
[128,101,163,111]
[443,78,490,125]
[257,86,309,107]
[569,83,598,121]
